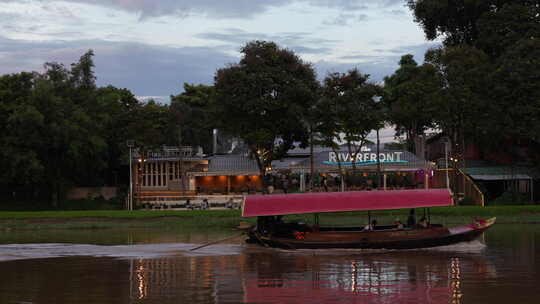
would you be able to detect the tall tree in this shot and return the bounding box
[316,68,383,180]
[489,39,540,144]
[383,55,442,152]
[0,72,43,187]
[214,41,319,177]
[407,1,539,49]
[425,45,493,158]
[0,51,157,205]
[170,83,216,154]
[94,85,140,185]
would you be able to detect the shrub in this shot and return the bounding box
[489,191,531,206]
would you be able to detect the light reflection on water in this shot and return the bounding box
[0,225,539,304]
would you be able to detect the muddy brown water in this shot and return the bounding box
[0,224,539,304]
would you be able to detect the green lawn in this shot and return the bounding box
[1,206,539,230]
[0,209,240,219]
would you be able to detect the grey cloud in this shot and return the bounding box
[40,2,77,18]
[0,11,19,22]
[339,54,381,60]
[314,59,396,83]
[197,29,338,55]
[292,46,332,55]
[324,13,369,26]
[371,42,439,60]
[0,36,236,96]
[308,0,403,10]
[388,9,406,16]
[0,0,406,19]
[307,0,368,11]
[385,42,440,62]
[323,42,441,81]
[43,0,290,19]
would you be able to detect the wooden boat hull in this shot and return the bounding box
[247,217,496,250]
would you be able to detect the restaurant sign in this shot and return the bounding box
[323,151,408,166]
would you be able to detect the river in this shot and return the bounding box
[0,224,538,303]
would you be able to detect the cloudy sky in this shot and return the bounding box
[0,0,438,104]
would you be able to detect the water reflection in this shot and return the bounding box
[239,250,496,304]
[113,245,496,304]
[1,225,540,304]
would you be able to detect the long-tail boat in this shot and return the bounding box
[242,189,495,249]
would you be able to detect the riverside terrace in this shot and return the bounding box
[131,145,451,209]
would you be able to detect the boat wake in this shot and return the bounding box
[423,240,486,252]
[0,240,487,262]
[0,243,246,262]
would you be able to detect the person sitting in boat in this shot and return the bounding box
[394,218,404,230]
[363,219,377,231]
[407,209,416,227]
[418,217,429,228]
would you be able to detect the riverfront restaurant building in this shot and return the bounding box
[277,145,436,191]
[132,147,264,198]
[131,145,435,201]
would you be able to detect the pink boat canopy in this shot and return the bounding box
[242,189,454,217]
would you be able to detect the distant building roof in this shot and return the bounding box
[191,154,260,176]
[464,166,540,180]
[286,143,379,156]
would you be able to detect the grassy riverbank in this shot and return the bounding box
[0,210,244,230]
[0,205,539,230]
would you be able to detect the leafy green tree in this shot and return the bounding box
[70,49,96,90]
[11,64,103,205]
[0,49,186,207]
[94,85,140,185]
[316,68,383,178]
[489,39,540,143]
[383,55,442,152]
[476,3,540,58]
[0,51,134,205]
[170,83,216,154]
[0,72,43,187]
[129,100,170,149]
[407,1,540,155]
[425,46,493,157]
[214,41,319,177]
[407,0,539,52]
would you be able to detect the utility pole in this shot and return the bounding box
[444,138,450,190]
[309,127,314,191]
[126,140,135,211]
[376,129,381,188]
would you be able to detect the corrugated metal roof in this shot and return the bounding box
[197,155,259,176]
[271,158,306,170]
[469,174,531,181]
[464,166,539,180]
[464,166,535,175]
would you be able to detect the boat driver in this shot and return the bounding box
[364,219,377,231]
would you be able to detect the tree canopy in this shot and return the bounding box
[383,54,442,152]
[170,83,216,154]
[316,68,383,172]
[214,41,319,176]
[404,0,540,163]
[0,50,174,205]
